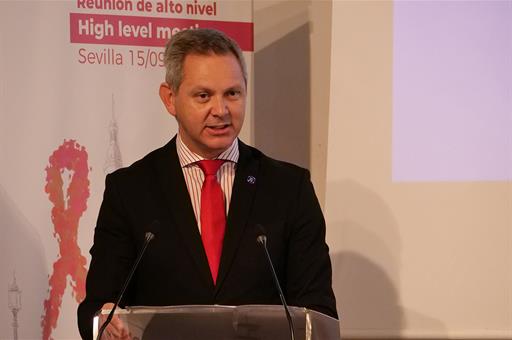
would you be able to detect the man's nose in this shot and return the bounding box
[211,95,228,116]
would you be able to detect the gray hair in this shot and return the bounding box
[163,28,247,92]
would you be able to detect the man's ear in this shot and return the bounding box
[159,82,176,117]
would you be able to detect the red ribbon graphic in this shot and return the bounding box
[41,140,90,340]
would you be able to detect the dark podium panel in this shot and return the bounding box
[94,305,341,340]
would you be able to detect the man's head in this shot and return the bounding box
[159,29,247,159]
[163,28,247,92]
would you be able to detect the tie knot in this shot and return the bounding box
[197,159,225,176]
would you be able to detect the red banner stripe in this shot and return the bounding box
[70,13,254,51]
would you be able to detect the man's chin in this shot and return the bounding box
[202,136,236,155]
[208,139,235,151]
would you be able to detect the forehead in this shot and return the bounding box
[181,52,245,87]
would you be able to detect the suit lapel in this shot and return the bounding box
[215,140,260,292]
[153,137,214,289]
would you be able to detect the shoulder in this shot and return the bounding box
[107,138,176,183]
[238,140,310,183]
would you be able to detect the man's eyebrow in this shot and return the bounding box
[188,86,213,93]
[225,84,245,91]
[188,84,244,93]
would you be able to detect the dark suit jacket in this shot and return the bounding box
[77,137,337,339]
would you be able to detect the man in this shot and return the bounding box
[77,28,337,340]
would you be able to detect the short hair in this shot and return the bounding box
[163,28,247,92]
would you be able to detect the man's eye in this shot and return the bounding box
[227,90,241,98]
[196,93,210,101]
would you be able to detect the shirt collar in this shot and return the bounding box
[176,133,239,168]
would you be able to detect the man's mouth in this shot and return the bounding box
[206,123,230,130]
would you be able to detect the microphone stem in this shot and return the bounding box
[97,232,154,340]
[261,242,296,340]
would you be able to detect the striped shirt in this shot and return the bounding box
[176,134,239,233]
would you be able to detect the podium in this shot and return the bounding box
[94,305,341,340]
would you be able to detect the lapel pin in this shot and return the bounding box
[246,176,256,184]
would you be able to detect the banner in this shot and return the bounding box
[0,1,252,338]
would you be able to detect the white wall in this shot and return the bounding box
[326,1,512,338]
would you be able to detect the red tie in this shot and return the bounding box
[197,159,226,284]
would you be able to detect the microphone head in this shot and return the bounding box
[256,224,267,246]
[145,220,161,241]
[256,234,267,245]
[145,232,155,242]
[256,224,267,236]
[148,220,161,234]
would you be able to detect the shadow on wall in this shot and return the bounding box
[254,23,311,169]
[326,180,404,335]
[332,251,403,336]
[0,183,49,339]
[328,180,447,337]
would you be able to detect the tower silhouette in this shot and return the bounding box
[104,94,123,174]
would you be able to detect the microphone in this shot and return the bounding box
[97,220,161,340]
[256,224,295,340]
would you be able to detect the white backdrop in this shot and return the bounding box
[0,1,252,338]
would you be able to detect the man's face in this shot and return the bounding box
[160,52,246,159]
